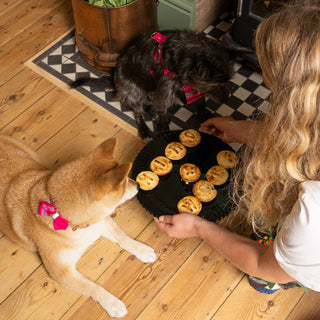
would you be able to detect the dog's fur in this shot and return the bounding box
[72,30,247,139]
[0,135,156,318]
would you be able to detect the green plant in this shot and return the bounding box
[88,0,135,7]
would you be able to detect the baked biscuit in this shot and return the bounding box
[179,129,201,147]
[136,171,159,191]
[192,180,217,202]
[217,150,238,169]
[165,142,187,160]
[177,196,202,215]
[179,163,201,183]
[206,165,229,185]
[150,156,173,176]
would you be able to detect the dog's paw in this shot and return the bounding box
[132,242,157,263]
[100,296,127,318]
[139,246,157,263]
[138,126,152,140]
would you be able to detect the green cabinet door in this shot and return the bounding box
[157,0,196,30]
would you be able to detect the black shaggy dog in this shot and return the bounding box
[72,30,249,139]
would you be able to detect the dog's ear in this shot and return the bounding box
[92,137,118,159]
[94,162,132,199]
[109,162,132,187]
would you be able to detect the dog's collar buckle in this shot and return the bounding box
[38,199,69,231]
[151,32,167,44]
[38,198,90,231]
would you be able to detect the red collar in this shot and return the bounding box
[38,199,69,230]
[150,32,203,104]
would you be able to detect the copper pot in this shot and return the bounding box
[71,0,158,73]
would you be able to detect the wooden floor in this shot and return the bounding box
[1,1,320,319]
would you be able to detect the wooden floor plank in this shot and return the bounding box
[34,108,127,168]
[287,290,320,320]
[0,0,73,84]
[136,241,244,320]
[0,265,77,320]
[0,0,20,13]
[0,69,56,129]
[0,237,41,302]
[0,0,67,47]
[211,277,304,320]
[0,89,87,150]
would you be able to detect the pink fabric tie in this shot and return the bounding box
[38,201,69,230]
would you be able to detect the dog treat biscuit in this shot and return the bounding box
[217,150,239,169]
[150,156,173,175]
[192,180,217,202]
[206,165,229,185]
[179,129,201,147]
[177,196,202,215]
[136,171,159,191]
[179,163,201,182]
[165,142,187,160]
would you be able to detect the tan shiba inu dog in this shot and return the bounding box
[0,135,156,318]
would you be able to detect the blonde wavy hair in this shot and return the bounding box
[233,3,320,233]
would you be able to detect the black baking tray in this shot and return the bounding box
[131,130,235,222]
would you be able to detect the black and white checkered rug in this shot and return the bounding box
[32,13,270,135]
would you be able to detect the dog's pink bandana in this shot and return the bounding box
[38,200,69,230]
[150,32,204,104]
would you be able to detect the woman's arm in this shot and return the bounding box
[200,117,262,146]
[154,214,295,284]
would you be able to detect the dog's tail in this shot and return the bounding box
[70,76,114,89]
[222,32,260,70]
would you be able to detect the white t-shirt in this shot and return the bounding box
[273,181,320,291]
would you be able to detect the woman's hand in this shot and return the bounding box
[201,116,236,143]
[154,213,203,239]
[201,116,260,145]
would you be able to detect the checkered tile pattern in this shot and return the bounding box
[32,12,271,134]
